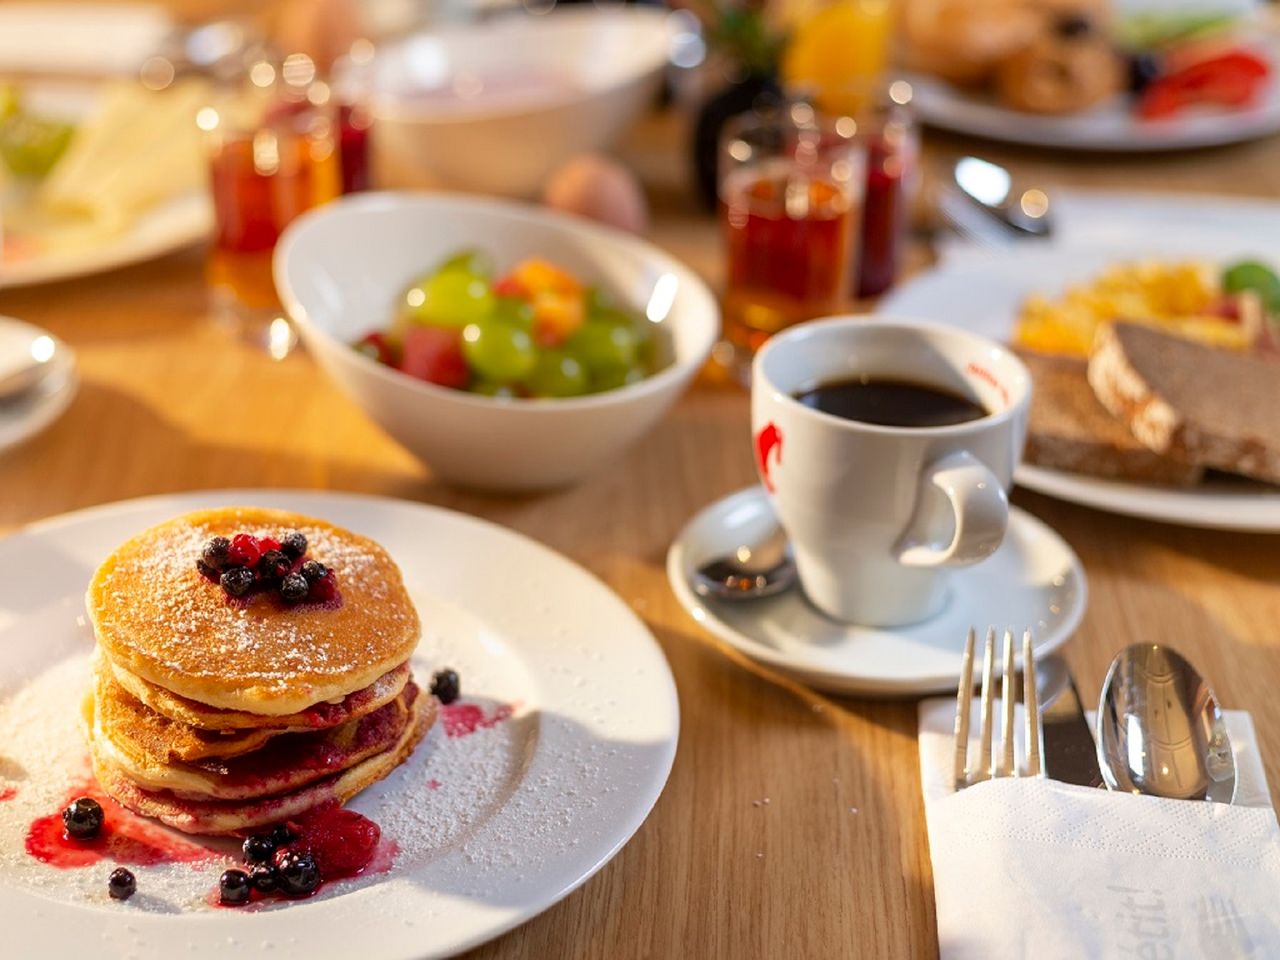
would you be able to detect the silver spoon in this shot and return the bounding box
[941,156,1054,246]
[1096,643,1236,803]
[0,331,60,402]
[692,524,797,601]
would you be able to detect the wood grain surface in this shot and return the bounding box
[3,64,1280,959]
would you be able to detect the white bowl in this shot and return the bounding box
[370,7,677,196]
[274,192,719,491]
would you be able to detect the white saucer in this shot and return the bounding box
[0,316,77,455]
[667,486,1087,697]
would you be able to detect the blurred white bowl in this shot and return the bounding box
[274,192,719,491]
[370,7,677,197]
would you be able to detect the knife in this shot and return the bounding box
[1039,661,1104,788]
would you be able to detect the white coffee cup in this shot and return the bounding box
[751,317,1031,627]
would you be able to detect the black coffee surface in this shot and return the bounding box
[793,377,987,428]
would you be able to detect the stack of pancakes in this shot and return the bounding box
[83,507,435,835]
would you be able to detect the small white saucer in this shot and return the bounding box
[667,486,1087,697]
[0,316,77,455]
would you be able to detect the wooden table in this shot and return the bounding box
[3,106,1280,958]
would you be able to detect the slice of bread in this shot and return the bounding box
[1016,347,1204,486]
[1089,321,1280,485]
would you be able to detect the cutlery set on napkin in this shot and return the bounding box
[920,630,1280,959]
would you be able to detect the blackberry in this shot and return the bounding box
[280,572,309,602]
[250,863,279,893]
[62,797,104,839]
[108,867,136,901]
[220,566,256,598]
[201,536,232,573]
[276,849,321,897]
[258,550,291,581]
[270,824,296,847]
[300,560,327,583]
[219,868,252,905]
[430,668,461,706]
[281,531,308,560]
[242,833,275,864]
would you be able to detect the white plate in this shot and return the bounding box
[667,487,1086,697]
[878,245,1280,531]
[905,65,1280,152]
[0,491,678,958]
[0,83,212,289]
[0,315,77,453]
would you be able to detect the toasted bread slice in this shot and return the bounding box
[1016,348,1203,486]
[1089,322,1280,485]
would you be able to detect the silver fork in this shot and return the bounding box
[953,627,1042,790]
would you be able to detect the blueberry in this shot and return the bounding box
[62,797,104,839]
[300,560,327,584]
[201,536,231,573]
[258,550,291,581]
[276,849,321,897]
[196,559,220,580]
[281,531,308,560]
[280,572,309,602]
[220,566,256,598]
[108,867,135,901]
[219,868,252,905]
[430,668,460,706]
[242,834,275,864]
[250,863,279,893]
[270,824,295,847]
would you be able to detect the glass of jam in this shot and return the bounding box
[717,102,866,376]
[200,52,341,355]
[793,78,920,300]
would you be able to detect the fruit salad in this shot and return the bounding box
[354,250,663,398]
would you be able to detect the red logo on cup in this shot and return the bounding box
[755,422,783,492]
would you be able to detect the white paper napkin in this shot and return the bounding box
[919,698,1280,959]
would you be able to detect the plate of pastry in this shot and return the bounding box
[0,491,678,958]
[880,245,1280,531]
[0,79,212,288]
[900,0,1280,151]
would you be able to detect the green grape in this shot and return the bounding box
[590,364,646,394]
[404,269,495,328]
[565,321,638,374]
[472,380,520,399]
[492,296,535,331]
[527,350,588,398]
[462,320,537,383]
[434,248,493,279]
[0,115,73,178]
[584,286,618,317]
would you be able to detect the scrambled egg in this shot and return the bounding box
[1014,260,1253,357]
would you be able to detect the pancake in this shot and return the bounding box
[87,508,421,715]
[93,689,437,835]
[92,681,420,801]
[105,657,411,733]
[94,661,278,761]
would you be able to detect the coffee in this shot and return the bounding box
[793,377,987,428]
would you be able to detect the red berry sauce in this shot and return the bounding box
[0,785,17,802]
[25,779,215,869]
[440,702,515,739]
[211,803,396,907]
